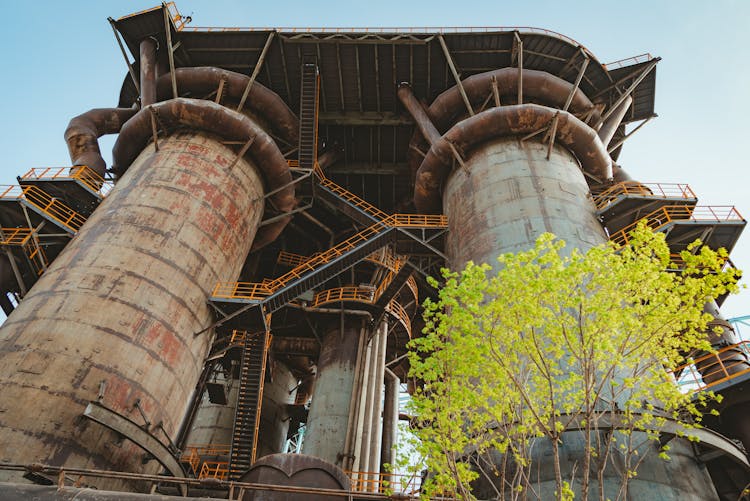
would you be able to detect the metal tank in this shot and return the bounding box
[400,68,723,498]
[302,317,366,464]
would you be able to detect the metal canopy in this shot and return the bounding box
[111,4,658,218]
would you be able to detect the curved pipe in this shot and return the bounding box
[64,108,137,176]
[406,68,601,177]
[414,103,612,213]
[428,67,599,133]
[397,83,441,146]
[112,98,294,251]
[155,67,299,145]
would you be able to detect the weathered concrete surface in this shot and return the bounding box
[444,137,607,269]
[257,361,298,458]
[302,319,364,464]
[185,378,238,447]
[0,131,264,487]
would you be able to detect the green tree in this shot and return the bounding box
[403,223,739,500]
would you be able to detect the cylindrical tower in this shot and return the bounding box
[302,317,366,463]
[0,130,265,481]
[402,70,721,499]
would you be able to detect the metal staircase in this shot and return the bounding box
[298,61,319,170]
[228,330,270,480]
[210,214,446,325]
[374,261,413,310]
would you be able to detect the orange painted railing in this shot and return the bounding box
[198,461,229,481]
[21,166,113,197]
[609,205,744,249]
[0,227,33,246]
[592,182,696,211]
[311,286,413,339]
[0,227,47,276]
[180,444,231,475]
[213,214,446,301]
[279,248,403,273]
[386,299,413,339]
[672,341,750,393]
[319,177,390,220]
[0,185,87,233]
[347,470,421,494]
[312,286,375,306]
[212,281,272,300]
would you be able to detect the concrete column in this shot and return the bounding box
[443,137,719,500]
[358,325,380,478]
[256,361,298,458]
[380,369,399,472]
[0,131,264,486]
[302,317,365,464]
[352,329,374,475]
[368,321,388,484]
[185,378,238,447]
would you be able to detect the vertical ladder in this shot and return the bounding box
[298,60,320,170]
[228,330,270,480]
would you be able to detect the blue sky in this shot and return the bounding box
[0,1,749,318]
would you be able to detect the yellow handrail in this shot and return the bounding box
[593,182,696,211]
[0,227,48,276]
[609,205,744,249]
[310,285,413,339]
[346,469,422,494]
[21,166,113,197]
[0,185,87,233]
[198,461,229,481]
[214,213,446,300]
[671,341,750,393]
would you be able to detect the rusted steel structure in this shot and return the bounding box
[0,3,747,499]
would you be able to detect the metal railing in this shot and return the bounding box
[320,178,391,221]
[180,445,231,475]
[0,227,47,275]
[279,248,403,273]
[0,185,87,233]
[672,341,750,393]
[20,166,113,198]
[311,286,413,339]
[609,205,744,249]
[213,214,446,301]
[347,470,422,494]
[198,461,229,481]
[603,53,654,70]
[592,182,696,211]
[385,299,413,339]
[212,281,272,300]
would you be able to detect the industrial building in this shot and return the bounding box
[0,2,748,499]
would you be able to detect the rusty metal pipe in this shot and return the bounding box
[155,67,298,145]
[597,95,632,148]
[406,68,602,177]
[428,67,600,133]
[397,83,441,146]
[112,98,294,250]
[414,104,612,213]
[139,37,158,107]
[64,108,136,176]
